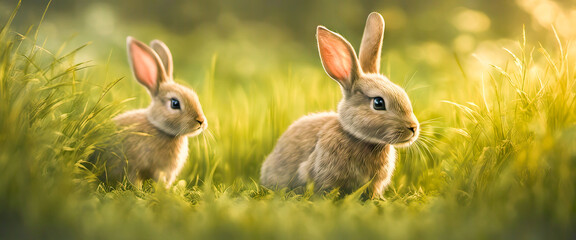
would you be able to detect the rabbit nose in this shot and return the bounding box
[408,125,418,133]
[196,116,205,125]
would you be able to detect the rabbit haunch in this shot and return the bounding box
[260,12,419,198]
[91,37,207,187]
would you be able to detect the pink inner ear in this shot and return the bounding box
[318,32,353,84]
[130,43,158,91]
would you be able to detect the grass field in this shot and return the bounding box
[1,1,575,239]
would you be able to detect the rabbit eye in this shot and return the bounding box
[372,97,386,110]
[170,98,181,110]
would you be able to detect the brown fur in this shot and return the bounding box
[102,109,189,186]
[260,12,418,198]
[91,37,206,187]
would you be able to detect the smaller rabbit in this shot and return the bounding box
[91,37,207,187]
[260,12,419,198]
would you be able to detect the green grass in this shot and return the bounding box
[1,3,575,240]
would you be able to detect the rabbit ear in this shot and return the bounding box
[126,37,168,95]
[150,40,173,79]
[358,12,385,74]
[317,26,361,91]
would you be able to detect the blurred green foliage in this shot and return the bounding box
[0,0,575,239]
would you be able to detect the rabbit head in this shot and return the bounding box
[317,12,419,147]
[127,37,207,137]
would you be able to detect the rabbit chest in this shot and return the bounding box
[114,109,189,183]
[310,119,396,194]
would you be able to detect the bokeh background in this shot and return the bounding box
[5,0,576,84]
[3,0,575,183]
[1,0,575,239]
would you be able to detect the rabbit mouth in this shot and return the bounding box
[392,135,418,147]
[185,125,206,137]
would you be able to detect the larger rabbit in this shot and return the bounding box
[91,37,207,187]
[260,12,419,198]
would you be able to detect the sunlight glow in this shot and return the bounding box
[516,0,576,37]
[453,34,476,53]
[452,9,491,33]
